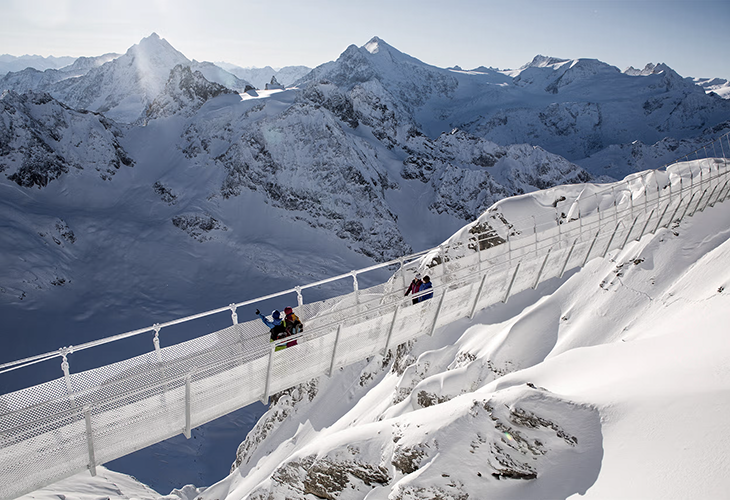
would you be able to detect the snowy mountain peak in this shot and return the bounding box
[523,54,569,69]
[125,32,190,72]
[363,36,383,54]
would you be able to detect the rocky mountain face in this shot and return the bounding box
[0,90,133,187]
[145,65,238,120]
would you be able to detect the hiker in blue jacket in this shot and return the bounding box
[418,275,433,302]
[256,309,287,341]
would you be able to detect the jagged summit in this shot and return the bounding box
[523,54,570,69]
[624,62,678,77]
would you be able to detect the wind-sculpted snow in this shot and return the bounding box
[0,90,134,187]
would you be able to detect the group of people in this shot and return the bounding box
[404,273,433,304]
[256,306,303,345]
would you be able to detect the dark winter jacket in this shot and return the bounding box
[418,281,433,302]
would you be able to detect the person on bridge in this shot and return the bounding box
[418,275,433,302]
[284,306,304,335]
[256,309,287,341]
[405,273,423,305]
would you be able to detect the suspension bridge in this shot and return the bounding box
[2,133,730,499]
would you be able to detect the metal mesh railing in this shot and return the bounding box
[1,131,729,499]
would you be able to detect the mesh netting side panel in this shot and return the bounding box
[268,326,339,395]
[387,299,438,347]
[0,378,71,431]
[0,409,89,499]
[91,378,182,465]
[189,353,270,428]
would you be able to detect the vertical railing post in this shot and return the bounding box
[327,325,342,377]
[469,275,488,319]
[184,375,192,439]
[229,304,238,325]
[84,406,97,477]
[351,271,359,305]
[296,286,303,307]
[153,324,163,363]
[399,258,406,290]
[429,289,447,337]
[60,347,76,408]
[503,261,521,304]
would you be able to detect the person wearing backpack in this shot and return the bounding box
[405,273,423,305]
[283,306,304,335]
[418,275,433,302]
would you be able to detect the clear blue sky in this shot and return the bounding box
[1,0,729,78]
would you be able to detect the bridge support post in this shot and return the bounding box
[620,215,640,250]
[327,325,342,377]
[582,232,600,268]
[668,195,687,228]
[503,261,521,304]
[602,221,622,258]
[678,192,697,222]
[261,348,274,405]
[689,189,708,217]
[533,247,552,289]
[429,289,447,337]
[184,375,192,439]
[653,201,671,234]
[711,180,729,207]
[638,208,656,241]
[381,305,400,356]
[84,406,97,477]
[469,275,487,319]
[559,239,578,279]
[701,184,718,212]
